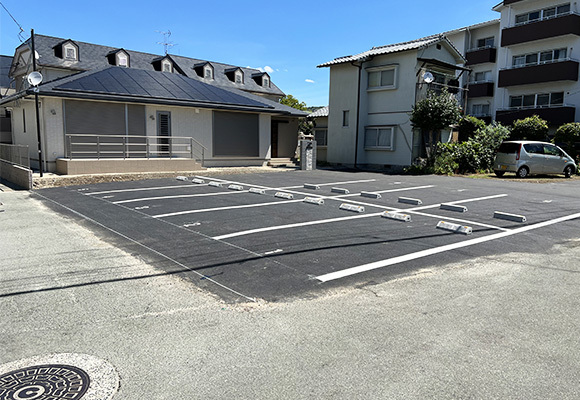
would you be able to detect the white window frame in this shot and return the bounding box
[472,70,492,83]
[314,128,328,147]
[162,59,173,73]
[475,37,494,50]
[514,3,570,26]
[116,52,129,67]
[472,104,490,117]
[511,48,568,68]
[263,76,270,88]
[235,70,243,84]
[204,66,213,80]
[367,65,398,91]
[364,126,395,151]
[63,43,77,61]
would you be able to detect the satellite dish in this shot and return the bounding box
[27,71,43,86]
[423,71,434,83]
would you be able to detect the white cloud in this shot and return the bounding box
[263,66,274,73]
[305,79,315,83]
[248,65,276,73]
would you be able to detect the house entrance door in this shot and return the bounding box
[157,111,171,156]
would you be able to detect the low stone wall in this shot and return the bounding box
[0,160,33,190]
[56,158,203,175]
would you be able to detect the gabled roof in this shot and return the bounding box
[318,35,465,67]
[12,34,285,98]
[13,66,306,116]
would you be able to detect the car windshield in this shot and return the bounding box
[497,143,520,154]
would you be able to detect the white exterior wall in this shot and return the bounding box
[358,50,419,166]
[9,98,43,170]
[327,63,359,165]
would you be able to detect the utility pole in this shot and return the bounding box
[31,29,43,177]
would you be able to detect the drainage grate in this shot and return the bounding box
[0,364,90,400]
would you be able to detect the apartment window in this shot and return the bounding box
[512,48,567,67]
[314,129,328,146]
[515,3,570,25]
[472,104,490,116]
[364,126,394,150]
[476,37,494,49]
[368,67,396,90]
[509,92,564,108]
[472,71,492,83]
[342,111,349,127]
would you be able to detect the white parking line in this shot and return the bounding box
[212,194,509,240]
[315,212,580,282]
[86,184,206,195]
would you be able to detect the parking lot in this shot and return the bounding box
[34,170,580,302]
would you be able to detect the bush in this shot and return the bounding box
[511,115,548,141]
[553,122,580,158]
[433,122,510,174]
[457,115,486,142]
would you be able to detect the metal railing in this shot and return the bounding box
[65,134,206,165]
[0,143,30,168]
[501,56,578,70]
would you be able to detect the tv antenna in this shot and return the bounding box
[156,30,175,55]
[0,1,26,42]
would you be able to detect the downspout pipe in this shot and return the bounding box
[351,57,368,169]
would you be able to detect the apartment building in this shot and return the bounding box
[320,0,579,168]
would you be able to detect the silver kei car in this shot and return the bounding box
[493,140,577,178]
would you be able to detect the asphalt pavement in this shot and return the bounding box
[1,171,579,399]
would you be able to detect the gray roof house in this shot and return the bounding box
[2,34,306,174]
[318,35,467,169]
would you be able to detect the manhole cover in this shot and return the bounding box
[0,364,90,399]
[0,354,118,400]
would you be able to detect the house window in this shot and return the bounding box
[509,92,564,108]
[364,126,394,150]
[162,60,172,72]
[235,72,243,84]
[368,67,396,90]
[342,111,349,127]
[314,129,328,146]
[64,44,77,61]
[476,37,494,49]
[117,53,128,67]
[204,67,213,79]
[263,77,269,87]
[472,104,490,116]
[472,70,492,83]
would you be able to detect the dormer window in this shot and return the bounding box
[194,62,214,79]
[54,40,79,61]
[235,71,243,84]
[225,67,244,84]
[162,59,173,73]
[107,50,130,67]
[117,53,128,67]
[204,65,213,79]
[251,72,270,88]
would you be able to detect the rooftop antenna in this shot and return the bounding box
[156,30,175,55]
[0,1,26,42]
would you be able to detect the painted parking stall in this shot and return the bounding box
[37,170,580,301]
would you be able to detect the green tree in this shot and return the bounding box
[511,115,548,141]
[410,88,462,162]
[553,122,580,158]
[457,115,486,142]
[280,94,308,111]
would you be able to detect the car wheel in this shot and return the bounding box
[494,170,505,177]
[516,166,529,178]
[564,165,573,178]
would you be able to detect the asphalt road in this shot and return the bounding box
[1,170,579,399]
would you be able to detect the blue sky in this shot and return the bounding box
[1,0,499,106]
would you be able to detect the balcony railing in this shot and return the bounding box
[511,11,574,28]
[498,59,579,87]
[467,81,494,98]
[465,47,497,65]
[415,81,467,108]
[502,57,578,70]
[65,134,206,165]
[495,104,576,125]
[501,13,580,46]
